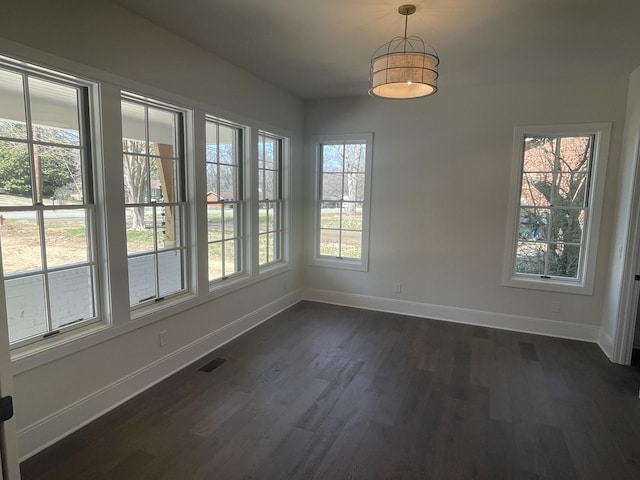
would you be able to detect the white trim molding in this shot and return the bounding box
[303,288,599,343]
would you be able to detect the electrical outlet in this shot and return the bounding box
[551,301,561,313]
[394,283,402,294]
[159,330,167,347]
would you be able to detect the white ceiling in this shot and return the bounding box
[111,0,640,99]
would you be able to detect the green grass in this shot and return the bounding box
[0,192,82,207]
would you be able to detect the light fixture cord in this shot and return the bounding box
[403,12,409,53]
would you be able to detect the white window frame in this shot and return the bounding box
[121,93,190,309]
[257,131,286,269]
[0,56,102,348]
[310,133,373,272]
[502,123,611,295]
[205,116,246,285]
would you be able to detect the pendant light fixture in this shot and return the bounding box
[369,4,439,99]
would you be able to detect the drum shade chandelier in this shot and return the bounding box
[369,4,439,99]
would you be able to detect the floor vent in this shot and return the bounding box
[198,357,228,373]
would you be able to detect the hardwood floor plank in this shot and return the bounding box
[20,301,640,480]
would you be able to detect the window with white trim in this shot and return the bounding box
[121,94,188,306]
[311,133,373,271]
[206,117,244,283]
[0,59,100,346]
[258,132,284,267]
[503,123,610,294]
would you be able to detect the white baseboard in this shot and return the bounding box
[597,328,614,360]
[18,289,303,461]
[303,288,599,343]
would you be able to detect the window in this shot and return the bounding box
[311,133,373,271]
[0,60,99,346]
[206,118,244,283]
[257,132,284,267]
[503,123,610,294]
[121,95,188,306]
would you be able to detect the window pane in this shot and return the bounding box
[36,145,83,203]
[345,143,366,172]
[218,125,236,165]
[159,205,181,249]
[523,137,556,172]
[208,242,222,281]
[258,140,264,170]
[263,138,276,169]
[208,204,223,241]
[148,108,176,156]
[263,169,275,199]
[205,122,218,151]
[320,206,340,229]
[223,204,237,239]
[121,101,146,152]
[123,154,149,203]
[554,171,588,207]
[547,244,581,278]
[44,209,88,267]
[0,140,32,199]
[49,266,95,328]
[322,173,343,200]
[259,204,269,233]
[269,203,279,232]
[219,165,236,200]
[521,172,553,207]
[266,232,275,262]
[515,241,546,275]
[320,229,340,257]
[206,163,219,197]
[322,144,344,172]
[225,240,238,275]
[158,250,183,297]
[0,69,27,139]
[5,274,47,342]
[153,158,178,203]
[258,233,268,264]
[341,203,362,231]
[128,254,156,304]
[344,173,365,202]
[518,207,548,241]
[259,232,278,264]
[126,206,154,253]
[341,230,362,259]
[29,78,80,146]
[559,136,592,171]
[0,211,42,273]
[550,209,584,244]
[258,170,265,200]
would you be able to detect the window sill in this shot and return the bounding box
[309,257,369,272]
[502,275,593,295]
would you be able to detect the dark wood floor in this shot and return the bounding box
[21,301,640,479]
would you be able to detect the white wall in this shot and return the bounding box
[601,66,640,360]
[303,76,627,340]
[0,0,304,459]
